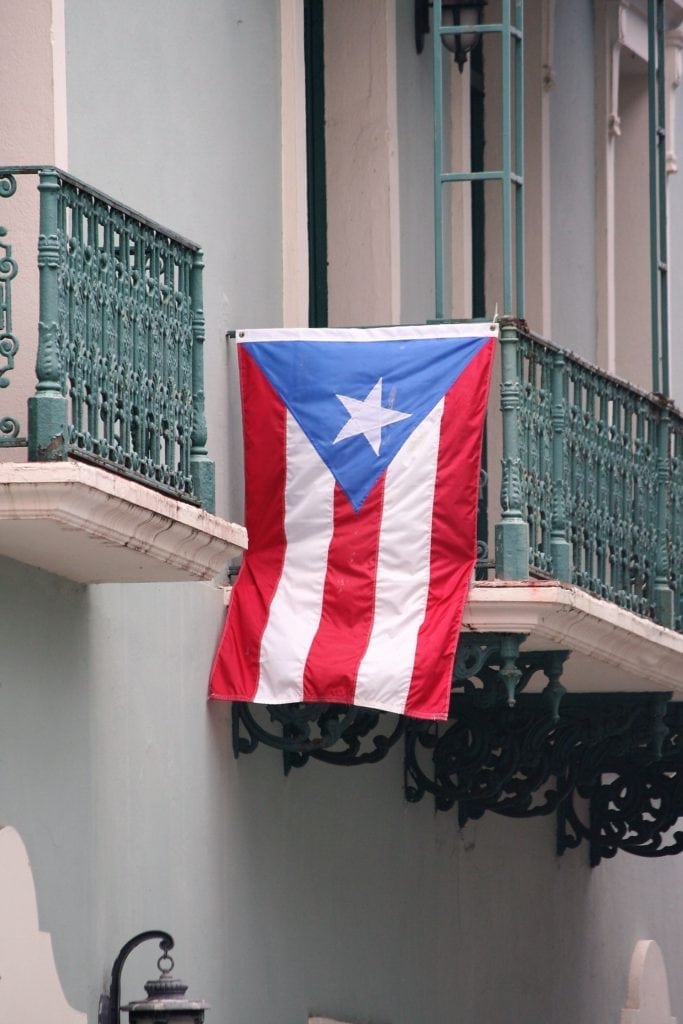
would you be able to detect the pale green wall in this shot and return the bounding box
[5,549,683,1023]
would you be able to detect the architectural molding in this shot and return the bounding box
[0,826,86,1023]
[666,27,683,173]
[621,940,676,1024]
[463,581,683,695]
[0,460,246,583]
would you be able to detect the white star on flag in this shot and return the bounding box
[332,377,411,456]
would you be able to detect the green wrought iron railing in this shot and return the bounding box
[0,173,26,448]
[0,166,214,511]
[495,319,680,631]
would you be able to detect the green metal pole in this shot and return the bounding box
[433,0,445,320]
[648,0,661,393]
[495,316,529,578]
[189,248,215,512]
[656,0,670,395]
[514,0,525,319]
[501,0,512,314]
[28,168,68,461]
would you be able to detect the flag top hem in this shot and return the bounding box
[237,323,499,344]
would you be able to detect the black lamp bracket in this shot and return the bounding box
[98,930,175,1024]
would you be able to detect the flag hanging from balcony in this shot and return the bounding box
[209,323,496,721]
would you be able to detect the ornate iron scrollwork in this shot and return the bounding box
[404,636,571,818]
[557,697,682,865]
[230,633,683,866]
[0,172,26,447]
[231,701,404,775]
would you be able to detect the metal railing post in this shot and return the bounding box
[550,349,571,581]
[654,402,674,626]
[28,168,68,460]
[495,316,529,578]
[190,249,215,513]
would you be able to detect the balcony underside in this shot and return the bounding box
[0,461,246,583]
[463,580,683,696]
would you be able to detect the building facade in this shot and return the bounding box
[2,2,683,1022]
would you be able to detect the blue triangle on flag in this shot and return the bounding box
[242,335,490,511]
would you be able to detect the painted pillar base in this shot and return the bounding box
[27,394,68,461]
[654,583,675,630]
[191,456,216,514]
[550,537,572,583]
[494,518,530,579]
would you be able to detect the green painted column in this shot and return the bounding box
[654,402,674,627]
[189,249,216,512]
[494,317,529,579]
[550,350,571,581]
[28,169,68,461]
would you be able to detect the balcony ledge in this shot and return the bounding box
[0,461,247,584]
[464,580,683,697]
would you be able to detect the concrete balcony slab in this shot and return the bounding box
[0,461,246,584]
[464,580,683,697]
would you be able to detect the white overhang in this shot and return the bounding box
[0,461,247,584]
[463,580,683,697]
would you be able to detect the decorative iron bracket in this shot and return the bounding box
[557,696,681,865]
[232,701,404,775]
[230,635,683,865]
[98,930,174,1024]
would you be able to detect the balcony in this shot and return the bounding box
[0,166,245,583]
[231,318,683,864]
[464,317,683,702]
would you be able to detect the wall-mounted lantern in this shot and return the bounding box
[99,931,209,1024]
[415,0,486,71]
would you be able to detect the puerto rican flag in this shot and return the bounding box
[209,324,496,721]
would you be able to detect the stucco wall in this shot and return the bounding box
[3,5,683,1024]
[64,0,282,524]
[4,552,683,1023]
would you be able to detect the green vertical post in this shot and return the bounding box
[648,0,669,395]
[513,0,525,319]
[656,0,669,396]
[654,402,674,626]
[495,316,529,578]
[189,249,215,512]
[647,0,660,392]
[501,0,512,313]
[550,351,571,581]
[433,0,445,320]
[28,169,68,461]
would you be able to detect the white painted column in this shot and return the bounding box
[0,0,69,464]
[594,0,623,376]
[324,0,401,327]
[281,0,309,327]
[620,940,676,1024]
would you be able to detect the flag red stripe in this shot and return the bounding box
[405,340,495,718]
[208,349,288,701]
[302,479,385,703]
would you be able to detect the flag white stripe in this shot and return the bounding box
[240,324,497,344]
[354,399,445,712]
[255,413,335,703]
